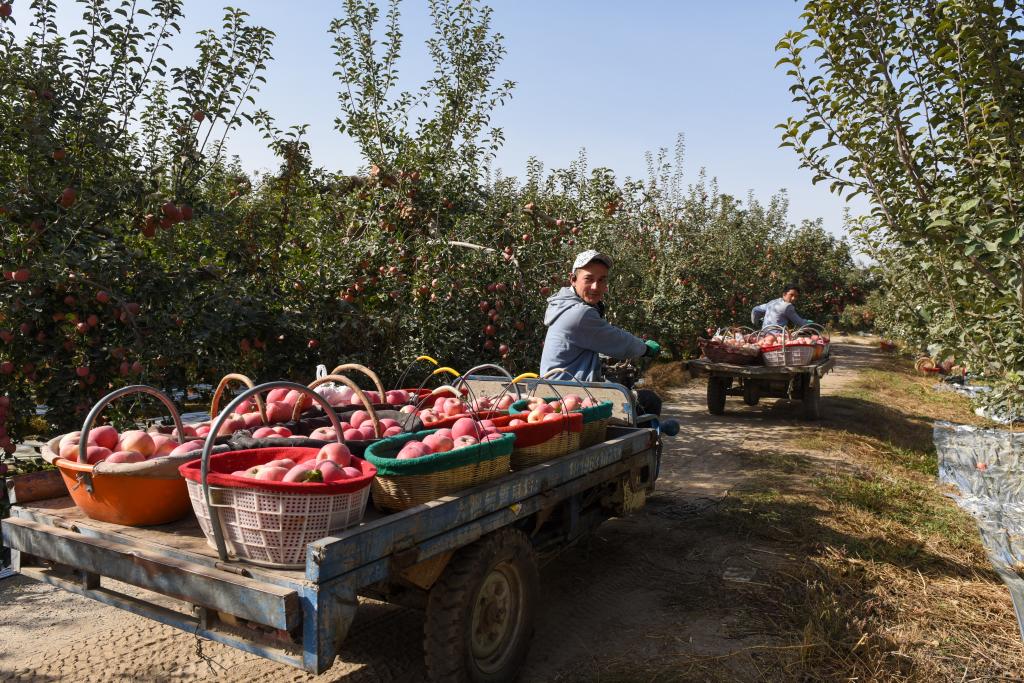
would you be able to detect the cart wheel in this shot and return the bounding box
[424,528,539,683]
[742,381,760,406]
[707,378,726,415]
[802,377,821,420]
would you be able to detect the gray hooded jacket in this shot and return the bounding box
[539,287,647,382]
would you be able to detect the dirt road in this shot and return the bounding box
[0,341,877,682]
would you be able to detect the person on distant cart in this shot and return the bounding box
[540,249,661,382]
[750,283,812,330]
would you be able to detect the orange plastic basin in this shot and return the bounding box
[54,458,193,526]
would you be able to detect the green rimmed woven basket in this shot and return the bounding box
[509,397,613,448]
[363,429,515,511]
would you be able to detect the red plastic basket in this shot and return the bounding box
[179,447,376,567]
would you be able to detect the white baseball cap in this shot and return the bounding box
[572,249,613,271]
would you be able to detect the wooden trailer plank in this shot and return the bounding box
[3,517,300,630]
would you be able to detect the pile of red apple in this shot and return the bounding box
[315,384,413,408]
[786,333,829,347]
[394,417,504,460]
[409,393,516,427]
[517,394,599,423]
[305,410,404,441]
[57,426,207,465]
[230,443,365,483]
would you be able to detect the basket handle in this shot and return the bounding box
[393,354,440,391]
[539,368,600,405]
[412,383,467,411]
[301,374,382,437]
[329,363,387,400]
[794,323,826,337]
[209,373,268,425]
[75,385,187,492]
[410,365,463,396]
[200,381,346,563]
[506,373,574,437]
[756,325,787,342]
[452,364,521,404]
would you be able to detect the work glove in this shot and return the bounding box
[644,339,662,358]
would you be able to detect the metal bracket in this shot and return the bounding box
[75,472,94,494]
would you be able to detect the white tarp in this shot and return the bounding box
[934,421,1024,639]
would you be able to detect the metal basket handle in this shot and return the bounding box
[209,373,268,425]
[394,354,439,390]
[329,363,387,400]
[410,365,462,396]
[301,374,382,436]
[756,325,787,343]
[200,381,346,563]
[506,373,574,436]
[539,367,599,404]
[453,364,522,403]
[75,385,186,492]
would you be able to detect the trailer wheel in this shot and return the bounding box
[424,528,539,683]
[742,381,760,406]
[707,378,726,415]
[802,377,821,420]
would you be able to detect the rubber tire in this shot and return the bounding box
[742,381,759,406]
[636,389,662,417]
[802,377,821,420]
[707,378,726,415]
[424,528,539,683]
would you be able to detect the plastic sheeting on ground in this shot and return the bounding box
[935,421,1024,639]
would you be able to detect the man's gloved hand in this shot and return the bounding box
[644,339,662,358]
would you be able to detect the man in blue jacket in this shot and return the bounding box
[539,250,661,382]
[750,283,812,330]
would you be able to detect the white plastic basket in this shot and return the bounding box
[784,344,815,366]
[185,479,370,568]
[762,345,787,367]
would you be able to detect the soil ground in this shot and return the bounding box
[2,337,1022,681]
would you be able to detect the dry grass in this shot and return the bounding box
[644,360,692,396]
[722,360,1023,680]
[583,349,1024,682]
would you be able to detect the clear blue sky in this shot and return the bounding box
[17,1,866,241]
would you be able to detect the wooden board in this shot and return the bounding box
[9,497,309,587]
[5,469,68,504]
[3,517,300,629]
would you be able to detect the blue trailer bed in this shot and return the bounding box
[2,425,660,679]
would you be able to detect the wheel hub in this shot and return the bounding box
[470,564,522,672]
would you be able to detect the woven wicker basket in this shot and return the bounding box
[371,456,510,511]
[510,430,581,470]
[580,418,609,448]
[509,397,612,449]
[364,430,514,512]
[699,339,760,365]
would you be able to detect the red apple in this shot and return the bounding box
[106,450,145,464]
[317,442,352,467]
[85,446,112,464]
[88,425,119,450]
[58,187,76,208]
[255,466,288,481]
[118,430,154,457]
